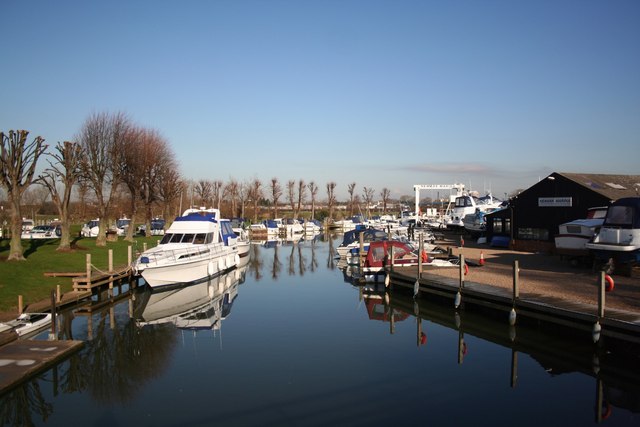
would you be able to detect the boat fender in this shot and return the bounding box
[464,263,469,276]
[420,332,427,345]
[234,254,240,266]
[218,258,225,271]
[605,274,614,292]
[207,261,214,276]
[421,251,428,263]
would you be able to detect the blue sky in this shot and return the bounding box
[1,0,638,201]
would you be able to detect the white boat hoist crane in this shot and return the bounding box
[413,184,466,218]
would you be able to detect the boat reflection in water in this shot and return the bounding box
[134,257,249,334]
[353,286,640,423]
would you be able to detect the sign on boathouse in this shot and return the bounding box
[538,197,572,207]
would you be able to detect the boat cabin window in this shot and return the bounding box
[605,206,634,226]
[395,246,414,259]
[181,234,195,243]
[193,233,206,244]
[455,197,474,208]
[205,232,214,244]
[160,233,185,244]
[370,245,386,263]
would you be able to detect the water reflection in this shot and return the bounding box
[2,235,640,426]
[359,288,640,421]
[0,262,249,426]
[135,258,248,334]
[245,232,331,282]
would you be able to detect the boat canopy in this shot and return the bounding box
[175,212,217,223]
[602,197,640,228]
[340,228,387,246]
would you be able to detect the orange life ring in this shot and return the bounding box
[421,250,428,263]
[605,274,614,292]
[602,401,612,420]
[464,263,469,276]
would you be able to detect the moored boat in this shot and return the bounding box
[0,312,52,337]
[555,206,607,257]
[336,227,388,258]
[446,193,503,229]
[586,197,640,274]
[133,207,239,288]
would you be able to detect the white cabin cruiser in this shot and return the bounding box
[446,193,503,229]
[555,207,607,257]
[586,197,640,274]
[133,207,239,288]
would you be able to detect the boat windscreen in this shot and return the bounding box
[604,206,634,227]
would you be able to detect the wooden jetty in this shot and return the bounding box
[389,265,640,344]
[0,339,84,395]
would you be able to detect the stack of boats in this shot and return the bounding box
[249,217,323,239]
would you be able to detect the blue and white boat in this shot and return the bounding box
[133,207,239,288]
[336,227,388,258]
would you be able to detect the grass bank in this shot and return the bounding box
[0,233,160,314]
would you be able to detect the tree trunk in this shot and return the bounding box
[8,194,25,261]
[57,221,72,251]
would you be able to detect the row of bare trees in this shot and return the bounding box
[1,112,181,260]
[2,114,397,262]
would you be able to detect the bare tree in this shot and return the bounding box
[36,141,83,251]
[307,181,318,220]
[296,179,306,218]
[326,181,336,221]
[194,180,212,207]
[77,111,130,246]
[363,186,375,218]
[247,178,263,222]
[122,127,176,239]
[287,180,295,215]
[0,130,47,260]
[118,126,145,241]
[158,168,184,222]
[75,178,90,219]
[238,181,248,219]
[380,188,391,214]
[21,186,49,220]
[347,182,356,216]
[212,180,223,211]
[224,179,239,218]
[270,177,282,219]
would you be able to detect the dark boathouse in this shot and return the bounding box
[485,172,640,253]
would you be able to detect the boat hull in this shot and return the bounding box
[141,254,238,288]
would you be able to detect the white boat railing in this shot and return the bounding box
[141,245,228,267]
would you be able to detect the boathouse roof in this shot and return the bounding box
[554,172,640,201]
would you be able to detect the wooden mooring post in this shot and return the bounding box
[49,289,57,341]
[454,254,465,308]
[593,271,606,343]
[417,234,423,278]
[510,260,520,326]
[108,249,114,298]
[86,254,92,287]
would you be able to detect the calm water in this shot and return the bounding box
[1,234,639,426]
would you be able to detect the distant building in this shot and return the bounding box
[485,172,640,252]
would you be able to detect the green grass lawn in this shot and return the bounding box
[0,232,161,313]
